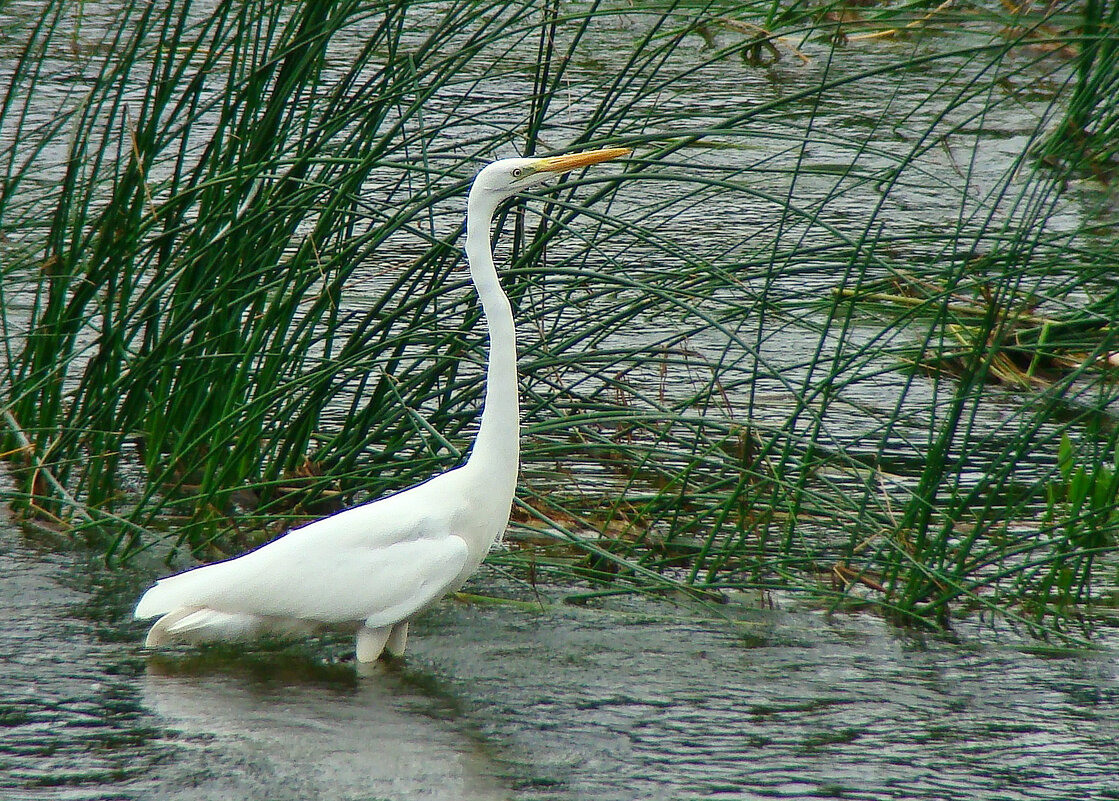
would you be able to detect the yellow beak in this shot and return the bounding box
[533,147,632,174]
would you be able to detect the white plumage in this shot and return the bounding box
[134,147,630,662]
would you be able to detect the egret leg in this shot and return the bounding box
[355,624,392,663]
[385,621,409,657]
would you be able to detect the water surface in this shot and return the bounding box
[3,519,1118,801]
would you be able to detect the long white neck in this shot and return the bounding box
[462,191,520,499]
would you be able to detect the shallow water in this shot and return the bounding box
[4,520,1119,801]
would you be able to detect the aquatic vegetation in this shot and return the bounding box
[1035,0,1119,179]
[1,0,1117,639]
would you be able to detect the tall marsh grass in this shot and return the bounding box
[1,0,1117,636]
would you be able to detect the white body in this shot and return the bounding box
[134,148,629,662]
[134,461,508,661]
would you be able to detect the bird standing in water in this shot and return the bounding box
[134,147,631,662]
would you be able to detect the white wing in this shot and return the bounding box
[135,478,470,627]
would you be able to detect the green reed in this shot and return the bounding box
[1,0,1117,637]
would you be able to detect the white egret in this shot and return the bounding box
[134,146,631,662]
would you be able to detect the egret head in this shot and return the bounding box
[470,147,631,203]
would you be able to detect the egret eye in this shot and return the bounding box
[511,167,523,179]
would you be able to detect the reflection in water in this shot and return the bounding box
[141,660,509,801]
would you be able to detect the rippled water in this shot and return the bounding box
[4,518,1118,801]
